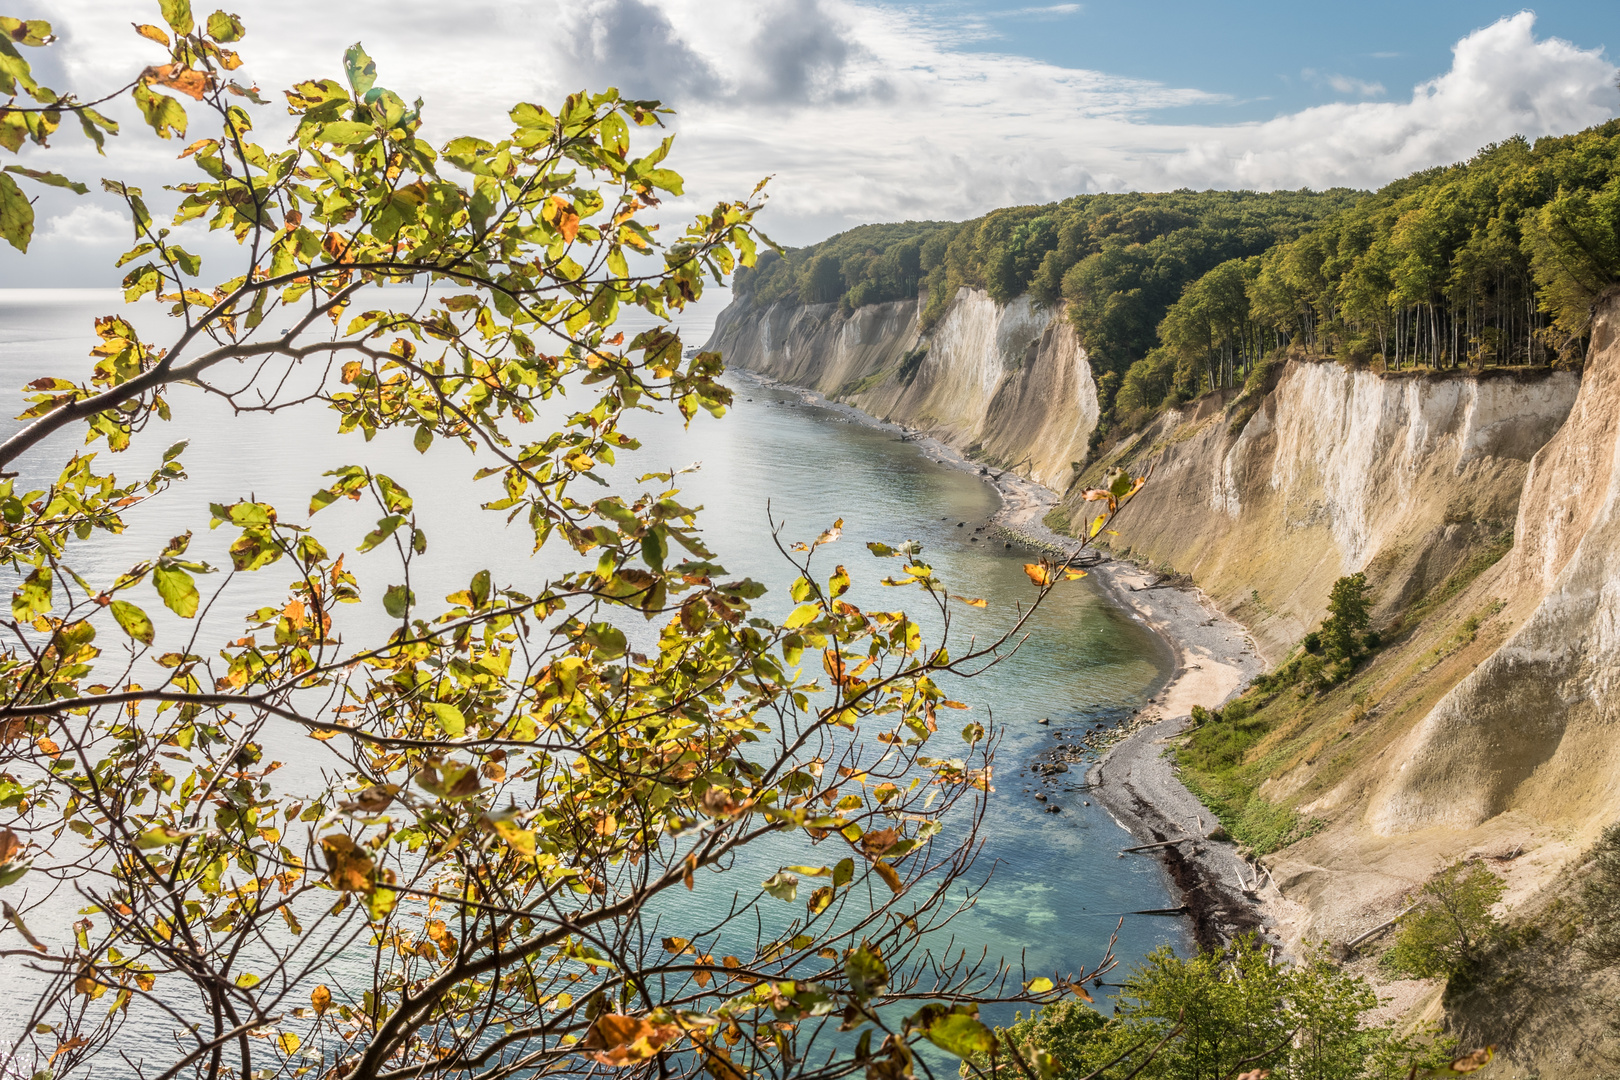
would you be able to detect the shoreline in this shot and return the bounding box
[731,369,1277,947]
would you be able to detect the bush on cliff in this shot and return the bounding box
[1382,861,1507,981]
[970,937,1459,1080]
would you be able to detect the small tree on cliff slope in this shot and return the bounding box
[0,9,1145,1080]
[1321,572,1371,663]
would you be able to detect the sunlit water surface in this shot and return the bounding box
[0,289,1187,1070]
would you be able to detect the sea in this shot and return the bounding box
[0,287,1187,1070]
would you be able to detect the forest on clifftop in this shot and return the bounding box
[733,119,1620,445]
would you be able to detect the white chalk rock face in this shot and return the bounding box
[1070,360,1579,662]
[1371,295,1620,836]
[706,288,1098,490]
[1264,363,1581,569]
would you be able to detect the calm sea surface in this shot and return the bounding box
[0,289,1186,1066]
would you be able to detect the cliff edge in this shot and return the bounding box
[707,288,1097,491]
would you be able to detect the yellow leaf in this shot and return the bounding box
[277,1032,300,1055]
[1022,563,1052,587]
[951,594,988,607]
[311,984,332,1015]
[132,23,171,46]
[871,859,904,894]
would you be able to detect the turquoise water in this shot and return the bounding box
[0,290,1186,1065]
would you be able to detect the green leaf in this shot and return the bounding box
[0,16,54,46]
[3,167,89,195]
[832,857,854,888]
[109,600,155,645]
[0,172,34,254]
[925,1012,996,1059]
[783,603,821,629]
[357,515,404,552]
[382,584,412,620]
[135,824,205,849]
[428,702,465,737]
[153,563,199,618]
[366,885,398,921]
[759,871,798,902]
[343,43,377,97]
[133,82,187,140]
[205,10,243,42]
[317,120,376,146]
[11,566,50,622]
[581,622,626,659]
[158,0,194,35]
[844,944,887,1001]
[0,856,32,888]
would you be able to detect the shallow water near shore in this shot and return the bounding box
[0,289,1187,1060]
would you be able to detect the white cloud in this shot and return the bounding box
[5,2,1617,274]
[996,4,1084,18]
[39,204,127,245]
[1150,13,1618,191]
[1302,68,1385,97]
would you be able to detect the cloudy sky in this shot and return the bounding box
[4,0,1619,286]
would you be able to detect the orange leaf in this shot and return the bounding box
[580,1014,682,1066]
[310,984,332,1015]
[871,859,904,894]
[549,197,581,243]
[1022,563,1053,587]
[142,64,211,100]
[319,834,374,892]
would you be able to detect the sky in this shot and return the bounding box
[3,0,1619,286]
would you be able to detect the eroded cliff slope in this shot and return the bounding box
[707,288,1097,490]
[1077,362,1580,662]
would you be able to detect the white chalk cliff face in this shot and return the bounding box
[706,288,1098,490]
[1081,363,1580,660]
[1370,294,1620,837]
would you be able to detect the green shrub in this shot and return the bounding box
[1579,822,1620,967]
[1382,861,1506,980]
[975,937,1452,1080]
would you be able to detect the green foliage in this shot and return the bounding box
[1177,696,1315,854]
[975,937,1454,1080]
[1251,575,1378,697]
[1383,862,1506,981]
[0,10,1155,1080]
[1578,823,1620,967]
[1322,572,1372,661]
[734,220,953,312]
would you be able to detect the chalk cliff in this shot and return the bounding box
[1079,362,1580,661]
[708,288,1097,490]
[709,282,1620,1065]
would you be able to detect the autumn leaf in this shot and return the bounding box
[951,594,988,607]
[319,834,375,892]
[310,984,332,1015]
[580,1013,683,1066]
[871,859,904,894]
[1023,562,1053,587]
[793,518,844,552]
[3,900,46,952]
[142,63,212,100]
[338,784,397,814]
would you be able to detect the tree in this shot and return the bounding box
[1321,572,1371,664]
[0,9,1142,1080]
[1383,861,1506,980]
